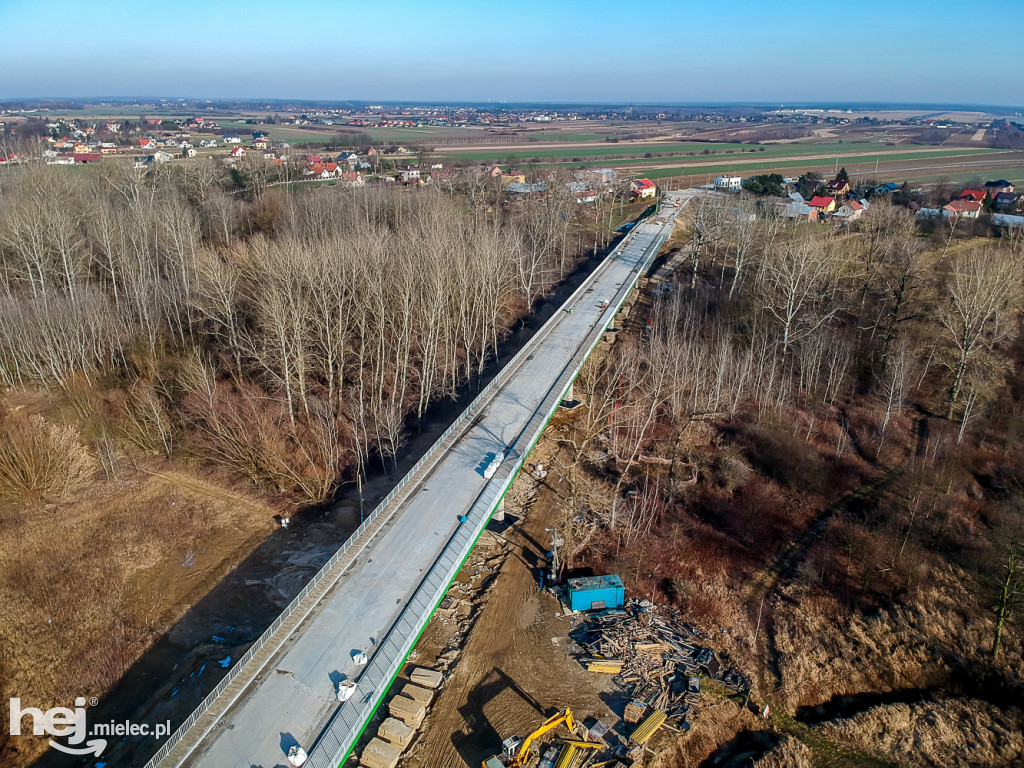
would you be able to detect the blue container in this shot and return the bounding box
[568,574,625,612]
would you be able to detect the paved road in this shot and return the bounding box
[162,191,694,768]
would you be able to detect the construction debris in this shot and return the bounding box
[570,599,750,726]
[630,709,667,746]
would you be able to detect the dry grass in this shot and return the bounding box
[751,735,814,768]
[818,698,1024,767]
[0,463,274,765]
[771,567,999,710]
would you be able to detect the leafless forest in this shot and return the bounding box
[0,163,591,508]
[547,197,1024,765]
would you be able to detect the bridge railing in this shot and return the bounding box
[144,213,661,768]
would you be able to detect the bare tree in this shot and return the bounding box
[936,247,1022,418]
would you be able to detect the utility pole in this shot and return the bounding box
[545,527,564,583]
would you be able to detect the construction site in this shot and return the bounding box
[339,238,756,768]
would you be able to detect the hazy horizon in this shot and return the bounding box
[3,0,1022,106]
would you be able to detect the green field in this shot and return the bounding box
[441,138,976,164]
[622,151,1017,180]
[518,148,1003,173]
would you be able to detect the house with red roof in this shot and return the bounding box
[943,199,982,219]
[230,146,246,157]
[833,199,864,223]
[960,188,985,203]
[307,162,344,179]
[630,178,657,200]
[340,171,365,187]
[808,195,837,214]
[139,138,156,149]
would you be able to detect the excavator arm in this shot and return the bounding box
[510,708,576,767]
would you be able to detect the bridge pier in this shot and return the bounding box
[492,497,505,522]
[565,381,574,401]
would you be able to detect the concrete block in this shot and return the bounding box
[409,667,443,689]
[400,682,434,706]
[389,695,426,728]
[362,738,402,768]
[378,717,414,748]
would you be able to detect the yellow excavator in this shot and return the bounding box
[483,708,584,768]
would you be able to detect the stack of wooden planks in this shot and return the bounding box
[571,600,750,725]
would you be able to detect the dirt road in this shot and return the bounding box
[403,446,615,768]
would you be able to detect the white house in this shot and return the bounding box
[714,176,742,193]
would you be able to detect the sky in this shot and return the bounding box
[1,0,1021,106]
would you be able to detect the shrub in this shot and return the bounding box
[0,414,93,509]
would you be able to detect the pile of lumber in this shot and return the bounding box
[572,601,749,724]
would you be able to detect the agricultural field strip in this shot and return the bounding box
[162,200,687,768]
[437,143,997,162]
[522,149,1007,173]
[640,156,1024,180]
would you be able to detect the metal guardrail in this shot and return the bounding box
[304,220,672,768]
[145,211,669,768]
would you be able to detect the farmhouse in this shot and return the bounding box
[944,199,982,219]
[825,178,851,197]
[783,201,817,221]
[630,178,657,200]
[807,195,837,214]
[832,200,864,223]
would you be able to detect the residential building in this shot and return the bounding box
[944,199,982,219]
[399,168,421,183]
[832,200,864,223]
[714,175,742,193]
[960,188,985,203]
[783,201,817,221]
[630,178,657,200]
[501,169,527,185]
[583,168,617,186]
[994,192,1022,211]
[825,178,851,197]
[230,146,246,157]
[985,179,1014,195]
[807,195,837,214]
